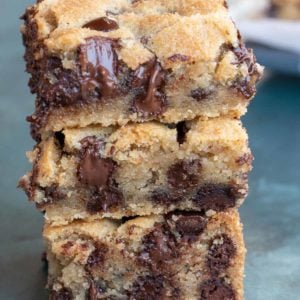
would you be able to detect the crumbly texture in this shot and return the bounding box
[271,0,300,19]
[19,118,252,225]
[44,209,245,300]
[21,0,263,140]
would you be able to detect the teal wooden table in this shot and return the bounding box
[0,1,300,299]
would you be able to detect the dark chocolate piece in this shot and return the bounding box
[86,186,123,213]
[207,234,236,275]
[78,136,123,213]
[167,212,207,241]
[231,45,260,99]
[138,225,177,272]
[167,160,201,189]
[78,137,115,188]
[86,245,108,269]
[79,37,119,99]
[131,59,167,116]
[43,185,65,204]
[151,190,181,206]
[83,17,119,32]
[199,278,235,300]
[191,88,213,101]
[193,184,237,212]
[128,275,165,300]
[50,287,73,300]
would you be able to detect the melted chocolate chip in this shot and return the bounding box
[86,245,108,269]
[83,17,119,32]
[79,37,119,99]
[168,54,189,62]
[131,59,167,116]
[88,280,106,300]
[77,136,123,213]
[176,121,190,144]
[192,184,237,212]
[167,160,201,189]
[128,275,165,300]
[167,212,207,241]
[86,186,123,213]
[199,278,235,300]
[151,190,181,206]
[207,234,236,275]
[50,287,73,300]
[78,136,115,188]
[138,225,177,272]
[191,88,213,101]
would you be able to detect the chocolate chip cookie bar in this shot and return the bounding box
[44,209,245,300]
[21,0,263,140]
[19,118,252,225]
[271,0,300,19]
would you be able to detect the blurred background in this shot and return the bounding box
[0,0,299,299]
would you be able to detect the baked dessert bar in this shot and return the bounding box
[21,0,263,140]
[19,118,252,225]
[271,0,300,19]
[44,209,245,300]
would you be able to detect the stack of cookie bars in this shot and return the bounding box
[20,1,263,299]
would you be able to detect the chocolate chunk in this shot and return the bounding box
[88,280,106,300]
[231,78,255,99]
[167,212,207,241]
[138,225,177,272]
[167,160,201,189]
[77,136,123,213]
[233,46,255,72]
[199,278,235,300]
[231,45,260,99]
[176,121,190,144]
[192,184,237,212]
[83,17,119,32]
[191,88,213,101]
[131,59,167,116]
[151,190,181,206]
[79,37,119,99]
[128,275,165,300]
[207,234,236,275]
[86,245,108,269]
[78,136,115,188]
[168,54,189,62]
[43,186,65,204]
[86,186,123,213]
[50,287,73,300]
